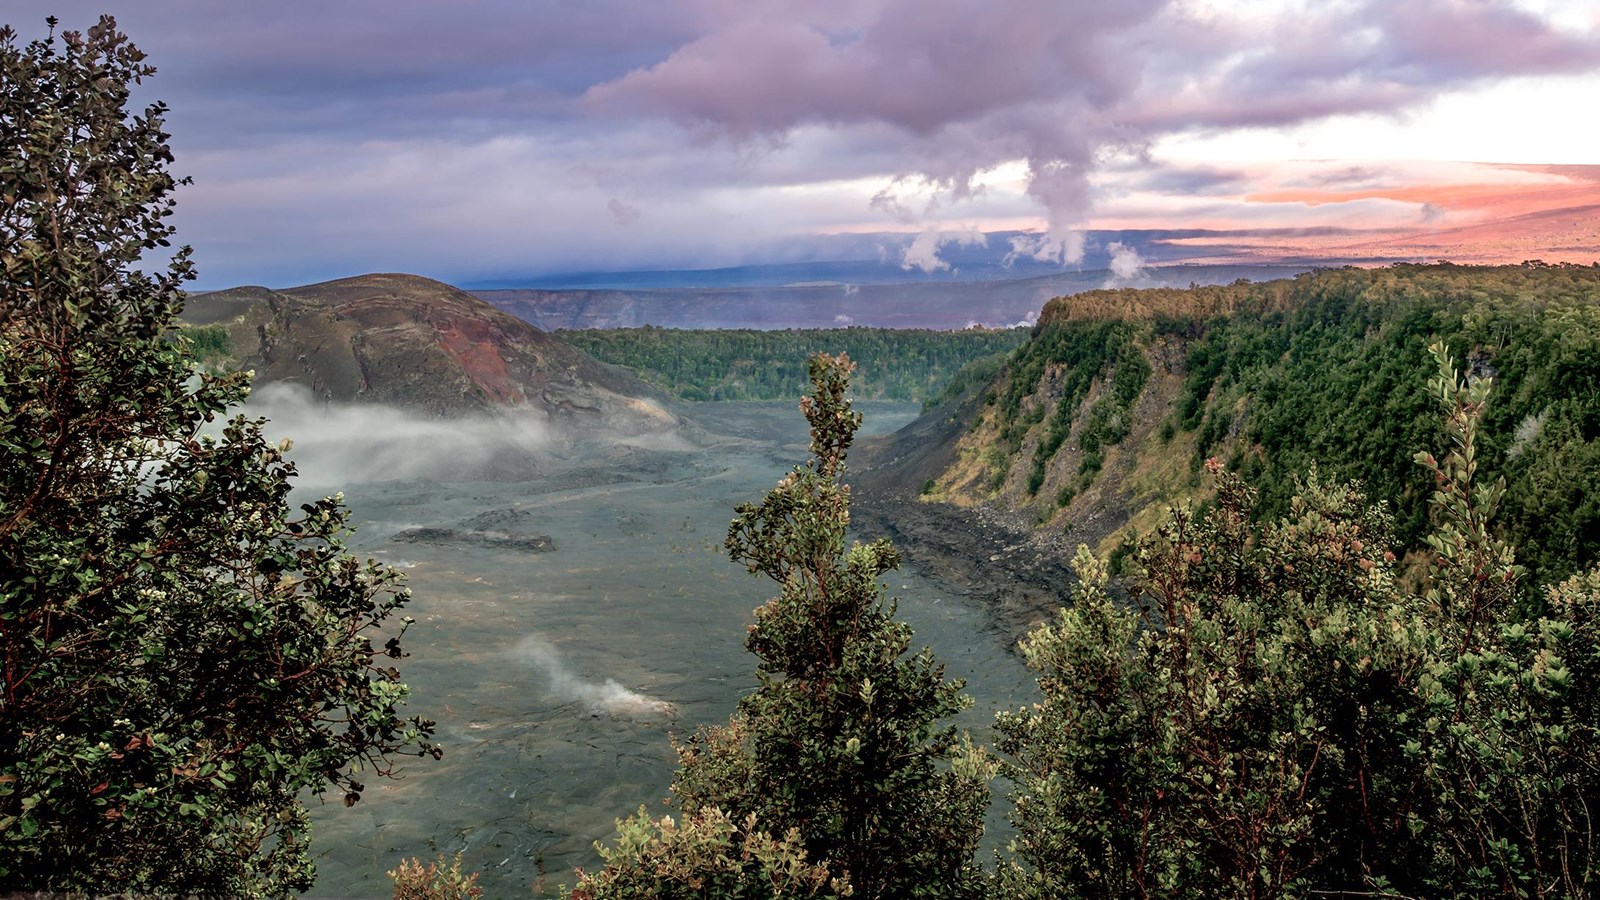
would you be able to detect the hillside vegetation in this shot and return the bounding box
[573,346,1600,898]
[923,262,1600,586]
[559,326,1026,403]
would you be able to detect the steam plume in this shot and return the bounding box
[511,635,677,720]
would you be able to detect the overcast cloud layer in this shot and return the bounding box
[22,1,1600,286]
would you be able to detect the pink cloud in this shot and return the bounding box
[589,0,1600,271]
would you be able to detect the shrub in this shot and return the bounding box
[995,344,1600,897]
[389,854,484,900]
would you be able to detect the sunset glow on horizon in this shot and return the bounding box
[23,0,1600,285]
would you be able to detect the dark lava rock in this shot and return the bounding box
[851,491,1073,647]
[391,526,554,552]
[460,507,537,531]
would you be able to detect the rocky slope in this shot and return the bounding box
[181,273,678,435]
[858,263,1600,597]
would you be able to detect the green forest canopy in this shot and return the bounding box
[560,325,1026,403]
[972,263,1600,586]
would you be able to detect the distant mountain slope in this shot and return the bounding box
[181,273,677,433]
[860,262,1600,588]
[459,230,1296,291]
[473,264,1312,331]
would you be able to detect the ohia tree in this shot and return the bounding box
[0,16,435,896]
[572,354,992,900]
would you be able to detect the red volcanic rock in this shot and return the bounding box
[182,273,677,434]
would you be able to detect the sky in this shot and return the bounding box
[16,1,1600,287]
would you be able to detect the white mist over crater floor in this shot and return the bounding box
[231,383,691,491]
[236,383,557,488]
[292,401,1033,898]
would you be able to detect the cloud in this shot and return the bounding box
[1304,166,1391,188]
[233,383,555,489]
[1108,242,1144,279]
[1006,230,1085,267]
[588,0,1165,260]
[61,1,697,142]
[511,635,675,720]
[31,1,1600,285]
[589,0,1600,262]
[1130,164,1253,196]
[1117,0,1600,132]
[901,228,986,273]
[901,231,950,273]
[608,198,642,225]
[1104,241,1145,286]
[587,0,1166,136]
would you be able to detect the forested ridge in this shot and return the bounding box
[931,262,1600,586]
[559,325,1026,403]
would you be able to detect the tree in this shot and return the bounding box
[571,353,992,899]
[995,343,1600,897]
[1404,344,1600,896]
[997,466,1423,898]
[0,17,435,895]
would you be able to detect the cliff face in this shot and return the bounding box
[861,263,1600,583]
[860,321,1190,561]
[181,273,677,434]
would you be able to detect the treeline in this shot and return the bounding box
[175,323,231,365]
[1172,263,1600,583]
[968,263,1600,586]
[571,350,1600,899]
[558,325,1026,402]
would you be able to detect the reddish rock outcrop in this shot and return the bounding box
[183,273,677,435]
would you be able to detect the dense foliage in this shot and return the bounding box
[982,320,1151,498]
[970,263,1600,584]
[569,336,1600,898]
[1173,264,1600,583]
[922,348,1011,411]
[560,325,1026,403]
[571,354,992,899]
[996,345,1600,897]
[0,17,434,895]
[178,321,231,366]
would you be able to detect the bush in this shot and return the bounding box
[567,805,848,900]
[996,344,1600,897]
[389,854,484,900]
